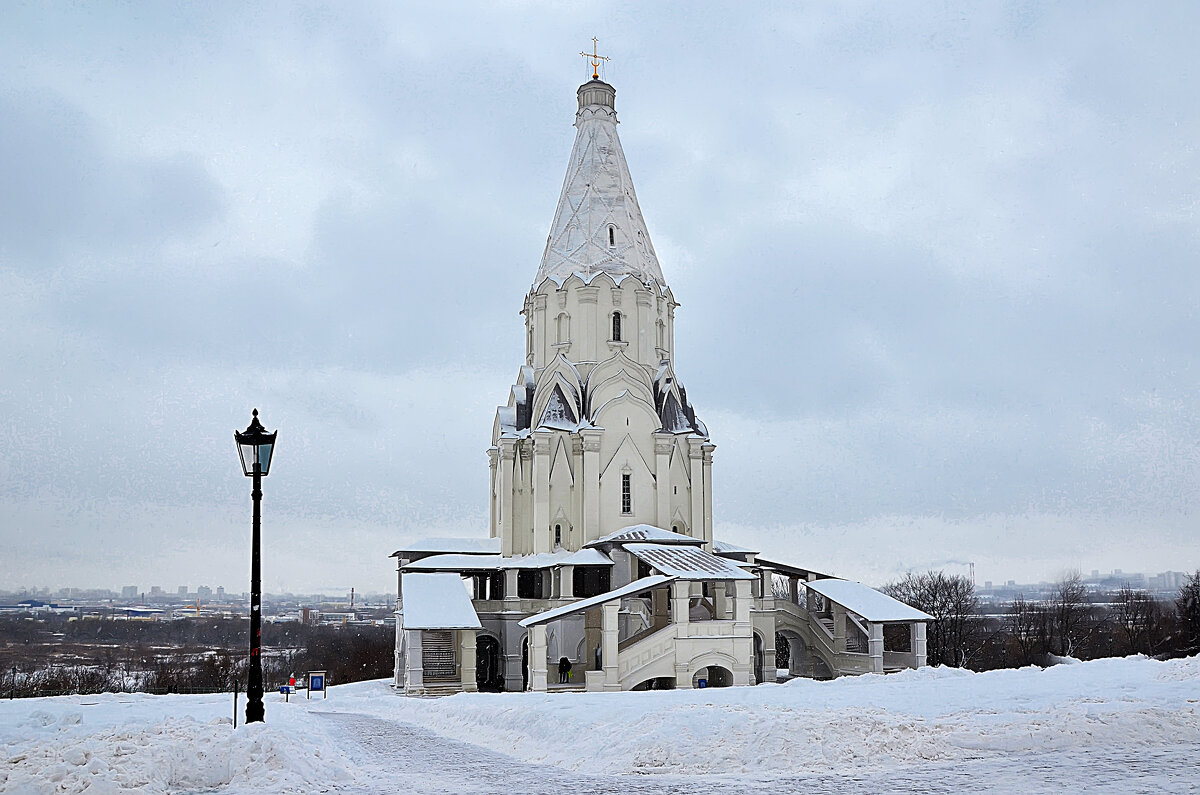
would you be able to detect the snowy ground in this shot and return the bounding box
[2,655,1198,793]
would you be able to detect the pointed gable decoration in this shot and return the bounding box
[539,385,578,431]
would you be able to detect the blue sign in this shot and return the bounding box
[697,678,708,688]
[310,674,325,691]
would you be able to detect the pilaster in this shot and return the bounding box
[498,440,516,556]
[532,430,553,554]
[577,286,599,364]
[653,434,672,530]
[581,430,602,542]
[701,443,716,550]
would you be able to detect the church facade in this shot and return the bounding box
[392,77,930,696]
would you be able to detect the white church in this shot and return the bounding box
[392,73,930,695]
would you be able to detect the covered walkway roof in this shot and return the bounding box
[626,543,755,581]
[805,578,931,622]
[519,575,675,628]
[400,573,483,630]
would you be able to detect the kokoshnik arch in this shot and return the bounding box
[391,70,931,695]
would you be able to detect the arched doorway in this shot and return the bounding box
[753,632,765,685]
[521,636,529,691]
[476,635,502,692]
[691,665,733,688]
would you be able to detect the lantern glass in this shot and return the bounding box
[234,410,277,477]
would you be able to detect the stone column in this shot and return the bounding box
[713,581,728,620]
[581,430,602,543]
[559,565,574,599]
[832,603,847,654]
[504,568,519,602]
[602,601,620,691]
[499,441,516,557]
[733,580,752,625]
[404,629,423,694]
[671,580,690,627]
[912,622,927,668]
[788,576,800,606]
[532,431,552,554]
[529,624,548,692]
[460,630,478,692]
[654,434,672,529]
[393,612,404,688]
[868,622,884,674]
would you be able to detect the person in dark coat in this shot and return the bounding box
[558,656,572,684]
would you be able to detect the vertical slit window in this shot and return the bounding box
[608,226,615,246]
[621,473,632,514]
[612,311,622,342]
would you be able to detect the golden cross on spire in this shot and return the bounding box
[580,37,609,80]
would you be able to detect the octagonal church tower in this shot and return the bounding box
[488,78,715,557]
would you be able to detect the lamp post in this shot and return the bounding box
[234,408,277,724]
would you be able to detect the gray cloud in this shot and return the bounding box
[1,2,1197,592]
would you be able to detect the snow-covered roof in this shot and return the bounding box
[534,79,666,288]
[585,524,703,548]
[400,573,482,630]
[403,548,612,572]
[519,575,675,628]
[712,539,758,555]
[561,547,615,566]
[625,543,756,581]
[391,537,501,557]
[804,579,932,623]
[402,554,505,571]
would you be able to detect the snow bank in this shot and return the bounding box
[0,692,352,793]
[327,654,1200,776]
[2,655,1197,789]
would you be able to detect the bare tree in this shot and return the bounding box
[1114,586,1167,655]
[882,570,980,668]
[1176,571,1200,654]
[1007,596,1050,666]
[1050,571,1090,657]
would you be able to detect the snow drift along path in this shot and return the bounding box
[1,655,1198,793]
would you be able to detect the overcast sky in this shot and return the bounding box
[2,2,1198,596]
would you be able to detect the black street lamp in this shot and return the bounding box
[234,408,277,724]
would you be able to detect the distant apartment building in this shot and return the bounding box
[196,585,212,600]
[216,586,225,599]
[178,586,188,597]
[121,586,138,599]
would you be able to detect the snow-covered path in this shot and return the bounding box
[314,711,709,794]
[313,708,1200,795]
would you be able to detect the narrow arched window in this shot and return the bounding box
[612,311,622,342]
[621,473,632,514]
[608,226,615,247]
[554,524,562,547]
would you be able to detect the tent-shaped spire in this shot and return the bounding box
[535,80,666,288]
